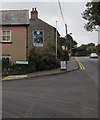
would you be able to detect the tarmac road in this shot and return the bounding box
[2,57,98,118]
[77,57,98,87]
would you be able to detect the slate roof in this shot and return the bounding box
[30,18,61,36]
[0,10,29,25]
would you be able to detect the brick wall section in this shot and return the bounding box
[28,18,60,52]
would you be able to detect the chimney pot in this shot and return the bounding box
[32,8,34,11]
[31,7,38,18]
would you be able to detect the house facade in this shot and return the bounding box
[28,8,60,51]
[0,10,29,64]
[0,8,60,64]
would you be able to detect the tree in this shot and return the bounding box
[88,43,95,47]
[60,35,77,50]
[90,46,98,53]
[28,43,60,72]
[82,1,100,31]
[96,44,100,54]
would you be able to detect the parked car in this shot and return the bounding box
[90,53,98,58]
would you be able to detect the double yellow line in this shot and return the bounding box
[75,57,85,70]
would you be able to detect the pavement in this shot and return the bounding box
[2,57,79,81]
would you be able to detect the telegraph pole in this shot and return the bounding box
[69,33,72,56]
[65,24,67,40]
[56,21,58,59]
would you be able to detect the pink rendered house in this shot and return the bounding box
[0,10,29,64]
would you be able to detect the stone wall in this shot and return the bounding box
[28,18,60,52]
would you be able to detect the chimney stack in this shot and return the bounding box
[31,8,38,18]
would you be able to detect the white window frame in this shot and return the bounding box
[1,55,11,59]
[2,30,11,42]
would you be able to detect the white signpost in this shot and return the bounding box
[60,61,67,70]
[16,61,28,65]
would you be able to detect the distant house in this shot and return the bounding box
[0,10,29,64]
[28,8,60,51]
[0,8,60,64]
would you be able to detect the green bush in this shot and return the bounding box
[2,58,11,76]
[2,58,10,68]
[9,64,29,75]
[28,43,60,72]
[90,47,98,53]
[75,51,87,56]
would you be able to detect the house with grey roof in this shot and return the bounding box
[0,8,60,64]
[0,10,29,64]
[28,8,60,51]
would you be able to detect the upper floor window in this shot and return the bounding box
[2,30,11,42]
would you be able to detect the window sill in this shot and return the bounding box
[0,41,12,44]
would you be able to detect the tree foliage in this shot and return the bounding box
[60,34,77,50]
[29,43,60,72]
[82,1,100,31]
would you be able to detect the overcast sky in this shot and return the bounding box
[0,0,99,46]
